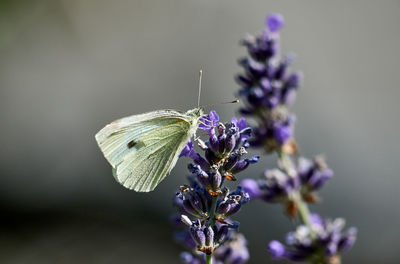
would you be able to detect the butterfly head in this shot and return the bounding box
[186,107,204,121]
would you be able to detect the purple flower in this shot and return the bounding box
[180,232,249,264]
[241,155,333,207]
[181,113,258,194]
[180,140,210,170]
[214,233,249,264]
[173,112,255,262]
[174,12,358,264]
[237,14,302,152]
[258,168,300,203]
[175,229,197,250]
[268,213,357,262]
[266,13,284,32]
[216,187,250,220]
[268,240,286,260]
[298,156,333,192]
[235,13,357,264]
[232,117,247,131]
[180,252,204,264]
[199,110,219,135]
[273,120,293,145]
[241,178,262,199]
[338,227,357,251]
[176,184,209,219]
[180,140,195,158]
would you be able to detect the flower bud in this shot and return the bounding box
[268,240,286,260]
[209,133,219,152]
[224,153,240,172]
[217,134,227,154]
[190,221,206,248]
[241,178,261,199]
[210,171,222,190]
[215,225,229,244]
[204,226,214,247]
[230,160,249,174]
[216,201,231,215]
[205,148,219,165]
[266,13,284,33]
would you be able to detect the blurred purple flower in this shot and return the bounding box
[268,213,357,262]
[237,14,302,152]
[298,156,333,192]
[266,13,284,32]
[268,240,286,260]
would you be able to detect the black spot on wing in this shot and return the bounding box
[127,140,137,149]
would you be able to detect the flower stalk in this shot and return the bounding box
[207,196,218,227]
[205,254,213,264]
[277,149,315,238]
[205,195,218,264]
[295,193,315,238]
[238,13,357,263]
[173,111,256,264]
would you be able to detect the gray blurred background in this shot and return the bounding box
[0,0,399,263]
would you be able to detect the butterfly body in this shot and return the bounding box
[95,108,204,192]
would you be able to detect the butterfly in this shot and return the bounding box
[95,108,204,192]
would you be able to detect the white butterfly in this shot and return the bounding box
[95,108,204,192]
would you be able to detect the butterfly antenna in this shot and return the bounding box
[202,99,240,108]
[197,70,203,108]
[196,69,239,108]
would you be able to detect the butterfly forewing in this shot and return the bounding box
[95,110,195,192]
[116,120,191,191]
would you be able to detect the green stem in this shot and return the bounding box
[297,198,312,226]
[277,149,316,239]
[206,254,213,264]
[277,148,294,174]
[206,195,218,264]
[296,197,316,239]
[207,196,218,227]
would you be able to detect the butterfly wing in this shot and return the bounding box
[95,110,195,192]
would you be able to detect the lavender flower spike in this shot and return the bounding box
[237,13,302,153]
[237,14,357,263]
[173,111,255,263]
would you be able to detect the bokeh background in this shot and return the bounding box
[1,0,399,263]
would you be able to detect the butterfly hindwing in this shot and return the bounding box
[95,110,193,192]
